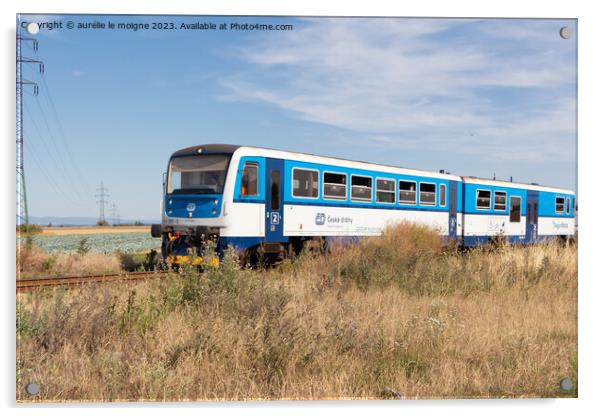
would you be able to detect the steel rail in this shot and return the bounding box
[16,271,169,293]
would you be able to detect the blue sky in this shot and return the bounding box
[18,15,577,221]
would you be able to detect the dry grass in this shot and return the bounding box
[16,223,577,401]
[17,244,122,278]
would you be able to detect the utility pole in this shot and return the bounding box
[95,182,109,225]
[16,27,44,229]
[110,203,120,226]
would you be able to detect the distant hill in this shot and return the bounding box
[28,216,160,226]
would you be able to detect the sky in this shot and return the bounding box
[17,15,577,221]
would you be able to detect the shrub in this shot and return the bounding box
[76,237,91,255]
[327,222,443,290]
[17,224,43,235]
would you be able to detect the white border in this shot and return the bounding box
[3,2,600,416]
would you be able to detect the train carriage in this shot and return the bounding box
[461,177,575,246]
[151,144,575,264]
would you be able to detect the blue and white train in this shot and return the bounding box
[151,144,575,264]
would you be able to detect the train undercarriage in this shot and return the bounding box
[151,224,326,267]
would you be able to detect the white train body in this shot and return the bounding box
[152,144,575,260]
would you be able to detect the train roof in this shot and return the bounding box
[170,144,241,158]
[236,145,461,181]
[461,176,574,195]
[170,144,574,194]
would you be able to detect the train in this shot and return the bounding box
[150,144,575,265]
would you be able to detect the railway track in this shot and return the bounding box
[16,271,169,293]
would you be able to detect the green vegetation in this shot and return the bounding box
[16,223,577,401]
[76,237,90,256]
[17,232,158,255]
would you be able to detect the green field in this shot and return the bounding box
[17,232,160,254]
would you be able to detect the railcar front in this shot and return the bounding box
[151,145,239,265]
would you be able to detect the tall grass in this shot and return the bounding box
[16,223,577,401]
[17,243,122,278]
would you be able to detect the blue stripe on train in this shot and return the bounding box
[462,235,565,247]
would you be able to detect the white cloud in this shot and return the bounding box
[220,18,576,163]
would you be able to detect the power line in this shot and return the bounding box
[22,101,86,206]
[38,73,92,192]
[31,93,87,200]
[20,38,91,201]
[27,143,77,205]
[23,104,86,207]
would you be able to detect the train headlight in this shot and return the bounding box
[213,198,218,205]
[211,208,217,215]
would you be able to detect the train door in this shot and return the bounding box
[265,158,285,242]
[526,190,539,243]
[448,181,458,239]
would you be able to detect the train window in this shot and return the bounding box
[566,197,570,214]
[292,168,319,198]
[510,197,521,222]
[351,175,372,201]
[241,163,258,197]
[476,190,491,210]
[399,180,416,204]
[573,197,576,213]
[439,184,446,207]
[494,191,507,211]
[323,172,347,200]
[419,183,436,205]
[376,178,395,203]
[555,196,565,214]
[167,155,229,194]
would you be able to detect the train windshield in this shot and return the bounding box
[167,155,230,194]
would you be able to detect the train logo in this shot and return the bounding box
[186,203,196,212]
[315,212,326,226]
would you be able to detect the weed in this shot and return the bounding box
[15,223,577,401]
[77,237,90,255]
